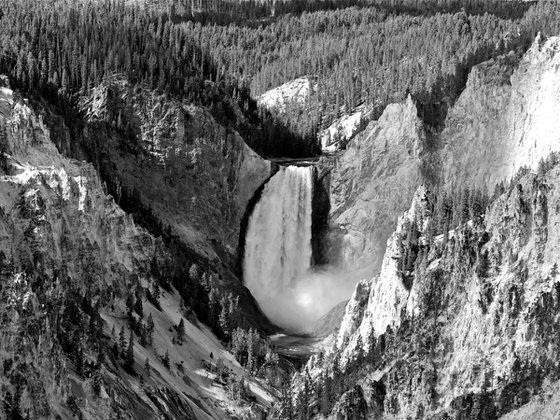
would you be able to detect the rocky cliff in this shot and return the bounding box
[40,78,274,332]
[298,161,560,418]
[321,95,427,278]
[321,34,560,281]
[288,34,560,419]
[0,86,275,419]
[77,78,271,258]
[443,34,560,190]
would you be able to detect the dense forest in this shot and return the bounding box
[185,0,560,133]
[1,0,560,155]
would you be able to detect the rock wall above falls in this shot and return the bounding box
[324,94,427,277]
[320,34,560,282]
[0,86,274,420]
[301,161,560,418]
[443,34,560,191]
[334,186,432,362]
[77,80,271,259]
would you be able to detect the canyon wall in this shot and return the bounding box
[0,87,273,419]
[323,34,560,280]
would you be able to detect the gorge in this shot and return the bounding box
[4,1,560,419]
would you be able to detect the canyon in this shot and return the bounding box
[2,11,560,418]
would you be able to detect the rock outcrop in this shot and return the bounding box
[334,186,431,362]
[443,35,560,190]
[48,78,274,332]
[77,79,271,257]
[321,34,560,281]
[0,87,273,419]
[299,162,560,419]
[292,35,560,418]
[257,76,314,113]
[323,95,426,278]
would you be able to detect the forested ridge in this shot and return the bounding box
[2,1,560,418]
[1,0,560,155]
[185,1,560,133]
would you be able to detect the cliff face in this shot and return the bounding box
[443,35,560,190]
[0,87,273,419]
[334,186,432,361]
[323,35,560,280]
[77,79,271,258]
[293,34,560,419]
[301,165,560,418]
[324,95,426,277]
[46,78,274,332]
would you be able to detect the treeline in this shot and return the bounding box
[0,0,316,157]
[184,1,560,135]
[0,1,559,153]
[164,0,532,25]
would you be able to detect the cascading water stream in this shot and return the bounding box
[243,166,314,330]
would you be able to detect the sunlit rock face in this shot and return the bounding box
[257,76,314,113]
[295,35,560,418]
[325,95,426,278]
[443,34,560,190]
[335,186,432,362]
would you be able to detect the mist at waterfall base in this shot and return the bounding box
[271,268,357,331]
[243,166,357,331]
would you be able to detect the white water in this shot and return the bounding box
[244,166,314,330]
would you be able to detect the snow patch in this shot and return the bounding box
[1,162,89,211]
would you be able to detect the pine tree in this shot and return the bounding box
[144,357,151,377]
[153,282,161,303]
[134,294,143,318]
[320,370,332,415]
[0,123,8,171]
[177,318,186,344]
[119,326,126,356]
[146,313,155,345]
[477,250,490,279]
[162,350,170,369]
[219,297,230,336]
[125,330,134,371]
[126,292,135,315]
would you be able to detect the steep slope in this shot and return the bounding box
[0,87,274,419]
[443,34,560,190]
[296,160,560,417]
[303,299,349,338]
[284,33,560,419]
[77,78,270,257]
[321,95,427,278]
[40,78,274,332]
[320,34,560,281]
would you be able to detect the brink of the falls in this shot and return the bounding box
[244,166,314,330]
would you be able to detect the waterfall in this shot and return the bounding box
[244,166,314,330]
